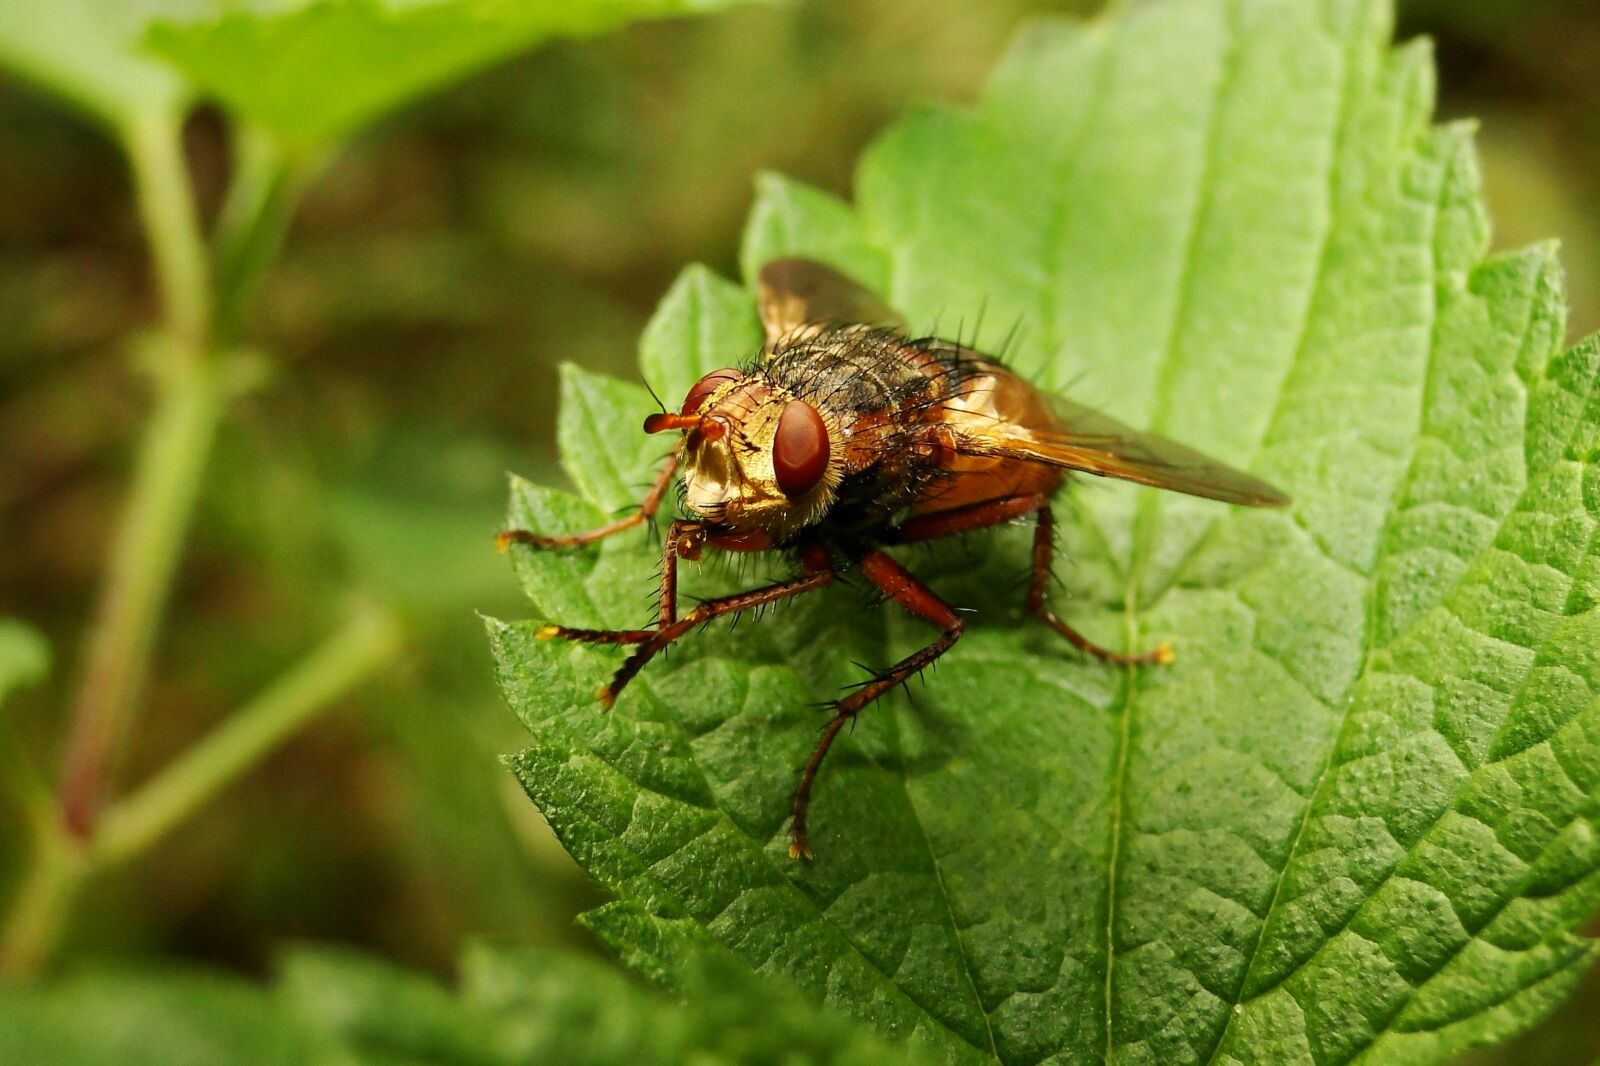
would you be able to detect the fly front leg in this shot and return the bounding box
[534,518,709,649]
[540,533,834,710]
[789,550,963,861]
[497,446,681,551]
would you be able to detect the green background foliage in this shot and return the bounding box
[0,944,920,1065]
[4,0,1600,1062]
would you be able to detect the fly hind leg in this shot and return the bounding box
[1027,504,1172,666]
[890,494,1171,666]
[789,551,963,861]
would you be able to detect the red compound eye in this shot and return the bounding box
[681,368,743,415]
[773,400,829,498]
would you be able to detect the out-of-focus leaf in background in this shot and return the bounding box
[0,944,926,1065]
[0,1,190,129]
[0,620,49,705]
[147,0,764,151]
[0,964,328,1066]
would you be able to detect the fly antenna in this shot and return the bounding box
[643,412,725,440]
[642,377,668,414]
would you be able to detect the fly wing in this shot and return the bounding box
[757,258,905,349]
[949,376,1290,507]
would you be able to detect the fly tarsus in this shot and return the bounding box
[497,518,641,551]
[536,624,651,646]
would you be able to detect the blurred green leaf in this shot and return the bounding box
[0,619,49,707]
[146,0,763,150]
[0,966,332,1066]
[282,942,926,1065]
[0,0,190,130]
[0,945,924,1065]
[492,0,1600,1063]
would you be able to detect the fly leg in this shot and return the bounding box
[890,494,1171,666]
[542,533,835,710]
[789,551,962,861]
[1027,504,1171,666]
[497,447,681,551]
[596,541,833,708]
[534,518,707,649]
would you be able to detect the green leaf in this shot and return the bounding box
[0,965,332,1066]
[492,0,1600,1063]
[0,945,922,1065]
[0,619,49,708]
[280,943,925,1065]
[145,0,762,151]
[0,0,191,130]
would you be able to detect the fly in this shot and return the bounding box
[499,258,1289,859]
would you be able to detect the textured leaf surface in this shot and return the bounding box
[145,0,759,149]
[0,946,916,1065]
[492,0,1600,1063]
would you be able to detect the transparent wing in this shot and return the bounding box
[948,368,1290,507]
[757,258,905,349]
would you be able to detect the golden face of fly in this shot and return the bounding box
[649,371,844,539]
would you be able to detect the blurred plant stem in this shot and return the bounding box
[0,603,400,978]
[56,112,218,840]
[0,819,87,982]
[0,111,401,979]
[94,604,404,868]
[213,127,316,347]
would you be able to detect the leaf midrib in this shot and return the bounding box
[1105,3,1244,1062]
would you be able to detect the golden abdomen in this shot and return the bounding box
[912,362,1065,514]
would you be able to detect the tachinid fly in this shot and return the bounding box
[500,258,1289,859]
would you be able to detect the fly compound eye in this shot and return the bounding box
[681,368,743,415]
[773,400,829,498]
